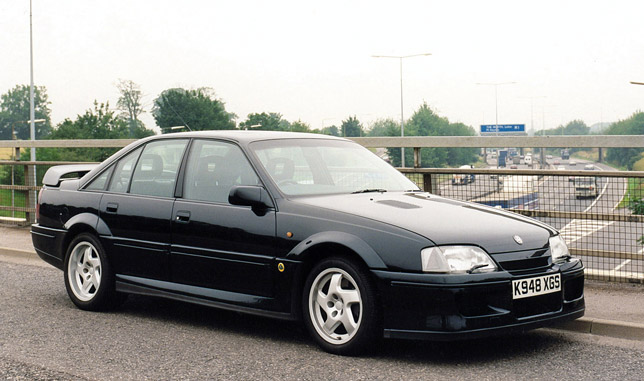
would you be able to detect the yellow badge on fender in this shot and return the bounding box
[277,263,285,272]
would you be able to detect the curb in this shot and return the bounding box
[551,317,644,341]
[0,246,36,258]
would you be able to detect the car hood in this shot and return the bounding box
[292,192,555,254]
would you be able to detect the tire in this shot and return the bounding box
[63,233,123,311]
[302,257,380,355]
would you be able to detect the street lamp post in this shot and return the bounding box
[372,53,431,167]
[476,82,516,135]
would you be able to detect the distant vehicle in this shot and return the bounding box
[546,155,553,160]
[569,161,577,166]
[510,164,518,169]
[561,149,570,160]
[471,175,539,210]
[584,164,595,170]
[574,176,598,199]
[498,150,508,168]
[452,165,475,185]
[557,166,566,171]
[554,160,560,165]
[512,156,521,165]
[524,155,533,165]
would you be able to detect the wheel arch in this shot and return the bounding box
[286,231,386,320]
[62,213,111,256]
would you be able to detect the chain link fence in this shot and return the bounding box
[402,166,644,284]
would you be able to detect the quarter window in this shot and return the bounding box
[107,147,142,193]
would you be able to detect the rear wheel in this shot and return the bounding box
[303,257,379,355]
[64,233,123,311]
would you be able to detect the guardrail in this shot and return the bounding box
[1,136,643,283]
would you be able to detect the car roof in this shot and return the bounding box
[147,130,347,145]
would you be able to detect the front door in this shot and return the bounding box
[170,139,276,297]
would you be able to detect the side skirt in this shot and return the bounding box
[115,276,297,321]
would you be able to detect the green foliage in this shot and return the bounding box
[290,120,311,132]
[239,112,285,131]
[152,88,235,132]
[340,116,363,137]
[604,112,644,170]
[535,119,590,136]
[383,103,478,168]
[0,84,52,140]
[319,125,340,136]
[38,102,129,162]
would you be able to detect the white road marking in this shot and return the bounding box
[614,259,631,271]
[559,219,615,244]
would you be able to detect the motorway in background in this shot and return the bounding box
[438,153,642,280]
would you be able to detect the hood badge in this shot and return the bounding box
[513,235,524,245]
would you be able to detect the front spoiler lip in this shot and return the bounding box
[384,308,585,341]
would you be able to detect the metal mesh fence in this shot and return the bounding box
[403,167,644,283]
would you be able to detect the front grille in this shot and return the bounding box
[513,292,562,318]
[494,249,552,274]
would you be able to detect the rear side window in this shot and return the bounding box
[129,139,189,197]
[108,147,142,193]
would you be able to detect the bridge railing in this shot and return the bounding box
[1,136,643,283]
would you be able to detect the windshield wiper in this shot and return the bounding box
[351,188,387,194]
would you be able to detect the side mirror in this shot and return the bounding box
[228,186,274,209]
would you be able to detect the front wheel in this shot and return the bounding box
[303,257,379,355]
[64,233,123,311]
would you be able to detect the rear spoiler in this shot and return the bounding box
[42,164,99,187]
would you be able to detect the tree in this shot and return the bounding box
[535,120,590,136]
[319,125,340,136]
[239,112,285,131]
[604,112,644,169]
[39,102,130,162]
[340,116,363,137]
[384,103,478,168]
[290,120,311,133]
[0,84,52,140]
[116,79,153,138]
[152,88,235,132]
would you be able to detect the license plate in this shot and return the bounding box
[512,274,561,299]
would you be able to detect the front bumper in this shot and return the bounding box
[372,260,585,340]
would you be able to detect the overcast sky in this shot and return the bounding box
[2,1,644,134]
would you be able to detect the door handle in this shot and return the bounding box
[106,202,118,214]
[175,210,191,223]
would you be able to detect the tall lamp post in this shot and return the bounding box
[476,82,516,135]
[372,53,432,167]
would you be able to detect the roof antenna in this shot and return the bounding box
[164,94,192,131]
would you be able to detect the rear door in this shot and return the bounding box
[99,139,188,281]
[170,139,277,297]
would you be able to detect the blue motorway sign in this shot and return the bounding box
[480,124,525,133]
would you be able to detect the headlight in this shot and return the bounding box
[421,246,497,274]
[549,235,571,262]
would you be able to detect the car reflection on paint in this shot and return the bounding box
[31,131,585,355]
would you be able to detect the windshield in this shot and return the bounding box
[250,139,420,196]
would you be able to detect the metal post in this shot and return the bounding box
[29,0,37,218]
[400,57,405,168]
[598,147,603,163]
[413,147,420,168]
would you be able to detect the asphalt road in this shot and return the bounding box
[2,260,644,380]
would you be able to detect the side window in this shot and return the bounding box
[129,139,188,197]
[108,147,142,193]
[183,140,260,203]
[85,166,113,191]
